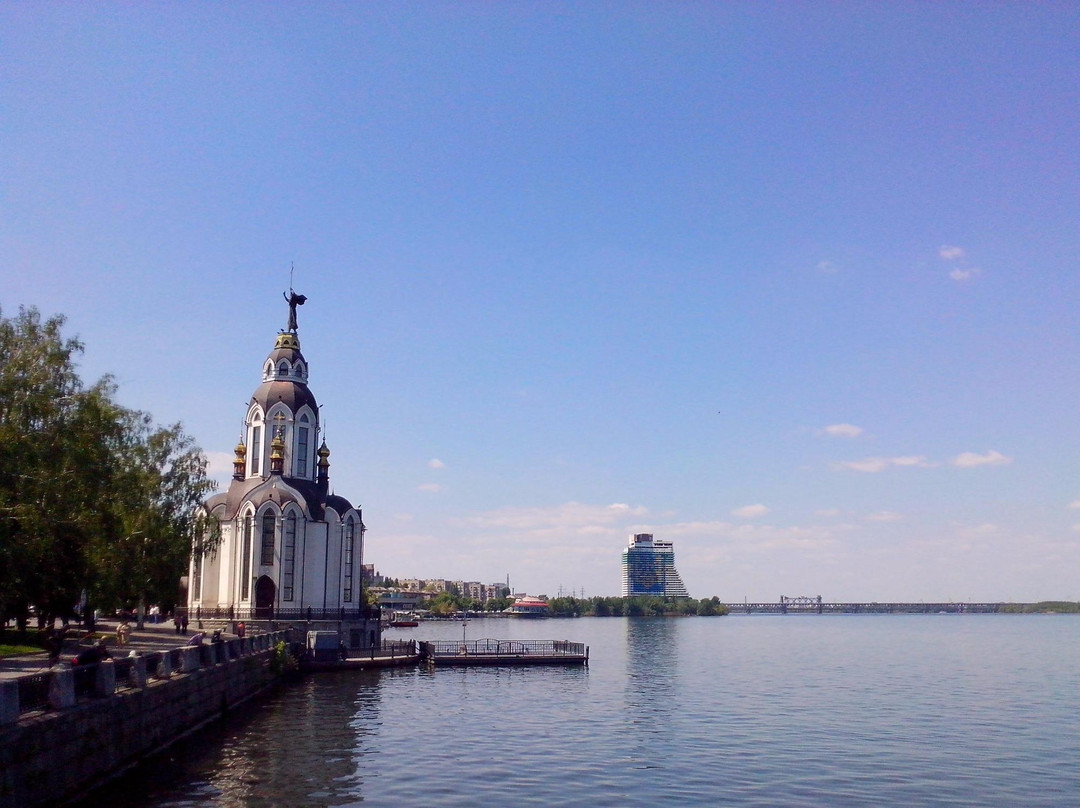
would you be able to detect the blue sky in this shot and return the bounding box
[4,3,1079,601]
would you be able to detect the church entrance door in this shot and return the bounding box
[255,576,276,619]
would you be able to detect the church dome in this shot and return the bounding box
[249,379,319,415]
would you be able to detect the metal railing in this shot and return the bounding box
[420,638,587,658]
[184,606,381,622]
[12,630,294,716]
[350,639,417,660]
[16,672,50,713]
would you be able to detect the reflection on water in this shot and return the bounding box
[197,673,382,805]
[622,617,678,759]
[73,617,1080,807]
[76,670,387,808]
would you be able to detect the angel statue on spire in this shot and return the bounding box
[284,290,307,332]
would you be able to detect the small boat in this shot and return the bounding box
[389,611,420,628]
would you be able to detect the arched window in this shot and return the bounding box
[250,423,262,476]
[240,514,253,600]
[279,360,289,375]
[282,512,297,601]
[296,415,310,478]
[343,518,355,603]
[293,362,304,378]
[261,511,276,566]
[264,362,273,379]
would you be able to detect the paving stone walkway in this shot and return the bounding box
[0,620,230,680]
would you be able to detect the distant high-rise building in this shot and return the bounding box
[620,533,690,598]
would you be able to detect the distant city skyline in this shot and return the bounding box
[4,5,1079,601]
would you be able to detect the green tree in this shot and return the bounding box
[0,306,109,629]
[483,596,511,612]
[426,592,459,616]
[0,306,216,631]
[91,415,214,627]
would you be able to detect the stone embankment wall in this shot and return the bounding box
[0,630,295,808]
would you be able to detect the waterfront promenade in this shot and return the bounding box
[0,619,226,681]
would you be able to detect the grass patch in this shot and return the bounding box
[0,644,44,658]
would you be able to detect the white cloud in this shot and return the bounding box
[661,520,839,552]
[938,244,980,281]
[732,504,769,519]
[939,245,966,261]
[1068,500,1080,510]
[815,508,841,517]
[417,483,443,492]
[865,510,903,523]
[816,260,838,274]
[837,456,932,473]
[839,457,890,473]
[949,267,981,282]
[891,456,929,467]
[428,458,445,469]
[951,450,1011,468]
[823,423,863,438]
[461,501,649,535]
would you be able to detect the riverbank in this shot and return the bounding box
[0,626,294,808]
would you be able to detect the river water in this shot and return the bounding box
[83,615,1080,807]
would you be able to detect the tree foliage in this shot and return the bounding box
[546,595,729,617]
[0,306,215,630]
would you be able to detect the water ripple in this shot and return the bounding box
[75,616,1080,807]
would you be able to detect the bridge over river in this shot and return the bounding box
[724,596,1005,614]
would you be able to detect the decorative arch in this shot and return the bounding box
[254,575,276,618]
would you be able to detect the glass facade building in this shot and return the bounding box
[620,533,690,598]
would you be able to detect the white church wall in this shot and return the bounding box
[301,520,329,610]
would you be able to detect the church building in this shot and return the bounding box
[187,292,379,647]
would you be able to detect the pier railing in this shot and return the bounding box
[419,638,587,658]
[351,640,417,660]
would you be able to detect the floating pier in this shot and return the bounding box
[419,638,589,667]
[298,637,420,672]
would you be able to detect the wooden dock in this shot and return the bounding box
[419,638,589,667]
